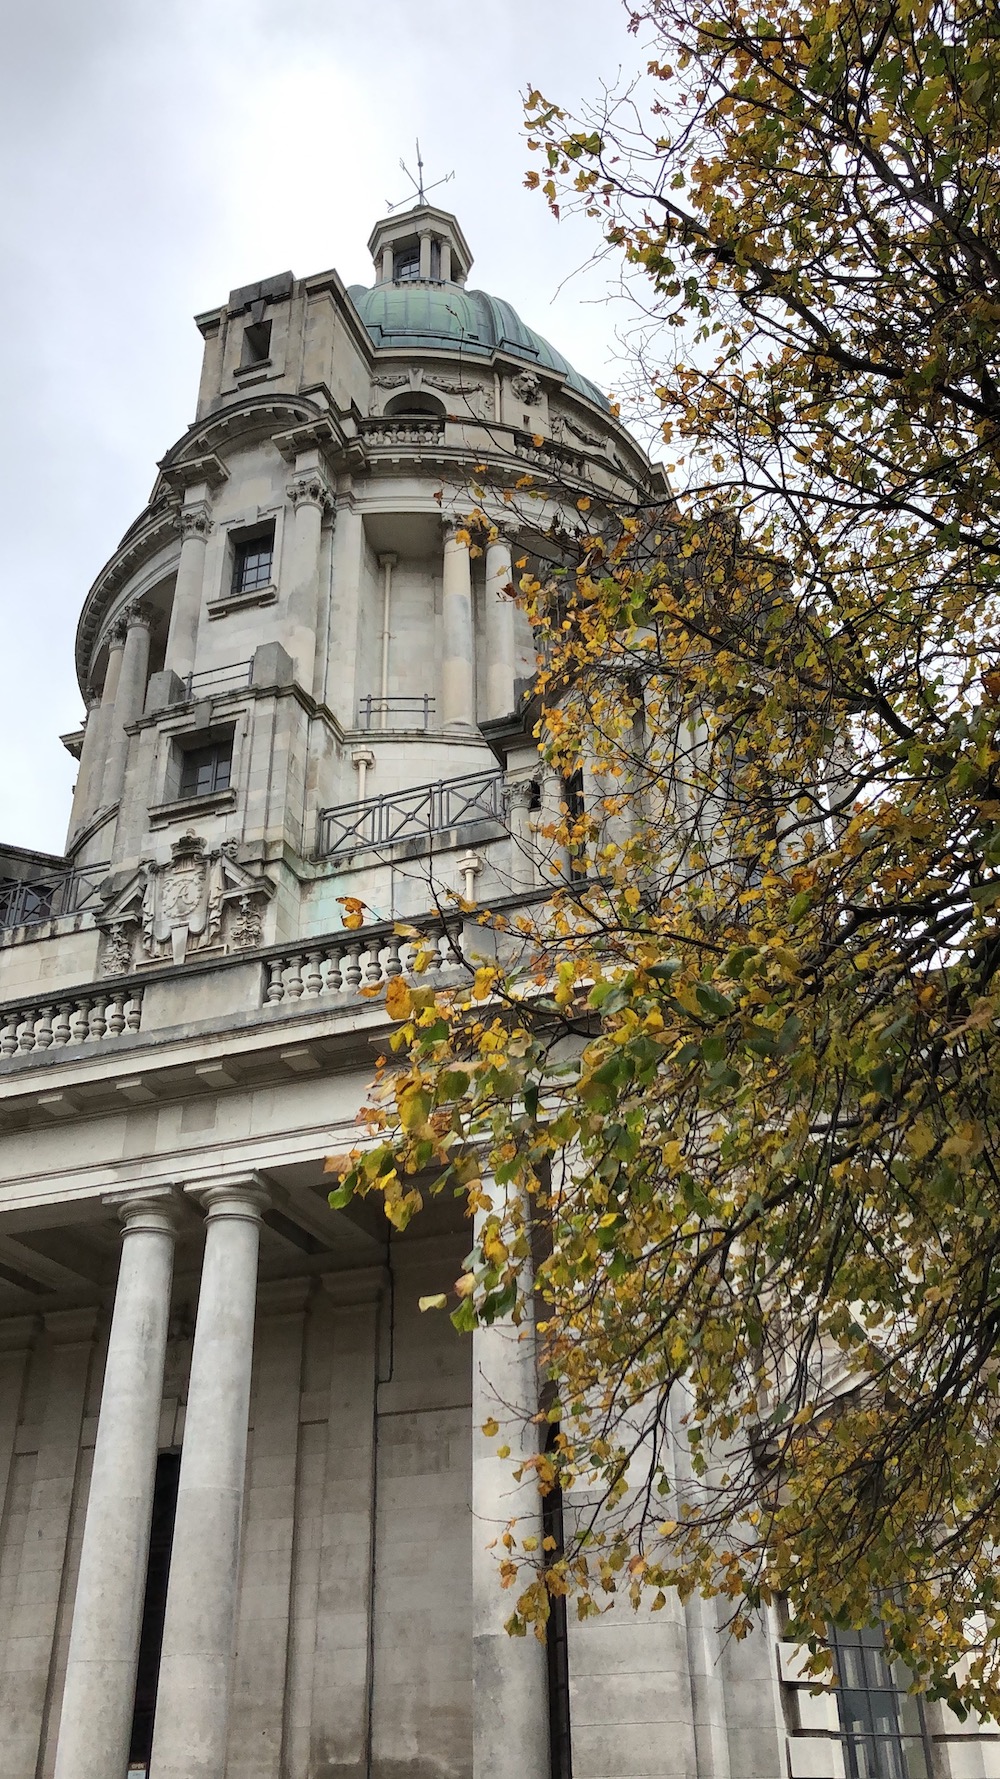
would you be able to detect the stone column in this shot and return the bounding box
[0,1317,36,1552]
[164,497,212,681]
[227,1278,308,1779]
[148,1175,269,1779]
[506,779,540,892]
[472,1180,549,1779]
[86,626,125,817]
[484,532,516,719]
[66,694,101,838]
[52,1191,179,1779]
[100,601,152,811]
[326,494,365,726]
[285,461,333,696]
[442,521,476,733]
[309,1268,386,1774]
[419,230,433,280]
[540,767,571,884]
[0,1308,97,1779]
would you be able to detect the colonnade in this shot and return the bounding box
[40,1172,548,1779]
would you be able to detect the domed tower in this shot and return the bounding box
[53,200,658,976]
[0,207,883,1779]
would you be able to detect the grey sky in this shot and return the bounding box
[0,0,639,854]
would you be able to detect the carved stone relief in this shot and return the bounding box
[97,831,274,970]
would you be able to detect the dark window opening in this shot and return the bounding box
[543,1426,572,1779]
[240,318,272,367]
[384,391,446,420]
[394,243,421,282]
[564,769,587,879]
[830,1624,933,1779]
[231,525,274,597]
[528,780,542,814]
[128,1450,181,1771]
[179,737,232,800]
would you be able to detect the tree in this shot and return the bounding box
[332,0,1000,1714]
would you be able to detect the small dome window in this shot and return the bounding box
[394,243,421,282]
[384,391,446,418]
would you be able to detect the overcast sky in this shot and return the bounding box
[0,0,644,855]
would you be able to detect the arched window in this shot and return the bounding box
[383,391,446,419]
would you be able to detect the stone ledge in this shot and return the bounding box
[207,585,278,619]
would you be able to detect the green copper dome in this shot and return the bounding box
[347,281,609,410]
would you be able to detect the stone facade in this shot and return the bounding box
[0,201,995,1779]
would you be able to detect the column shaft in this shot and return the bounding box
[88,633,124,815]
[101,607,152,811]
[66,695,101,839]
[472,1183,548,1779]
[442,525,476,732]
[53,1193,178,1779]
[148,1178,268,1779]
[164,500,211,681]
[0,1310,97,1779]
[326,497,364,726]
[285,469,331,694]
[484,535,516,719]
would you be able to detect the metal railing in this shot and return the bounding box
[317,767,504,858]
[0,863,112,934]
[357,695,435,731]
[184,660,253,701]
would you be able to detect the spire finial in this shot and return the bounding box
[387,140,454,211]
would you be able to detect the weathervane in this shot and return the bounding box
[387,140,454,211]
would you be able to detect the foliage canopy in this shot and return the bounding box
[334,0,1000,1713]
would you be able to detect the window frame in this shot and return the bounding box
[393,242,421,282]
[177,736,234,802]
[230,524,275,599]
[829,1624,935,1779]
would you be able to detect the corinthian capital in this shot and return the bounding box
[177,502,212,542]
[286,471,334,513]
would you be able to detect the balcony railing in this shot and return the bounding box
[357,695,435,731]
[183,660,253,701]
[359,415,446,448]
[0,987,144,1054]
[0,863,112,934]
[317,768,504,858]
[264,916,465,1004]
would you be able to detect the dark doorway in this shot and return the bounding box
[128,1449,181,1771]
[542,1427,573,1779]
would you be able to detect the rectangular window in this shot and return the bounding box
[830,1625,932,1779]
[394,243,421,282]
[240,317,272,367]
[231,525,274,597]
[178,738,232,800]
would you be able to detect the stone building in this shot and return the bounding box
[0,201,994,1779]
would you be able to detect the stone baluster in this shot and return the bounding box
[125,992,142,1033]
[364,943,382,986]
[442,520,476,732]
[164,496,212,681]
[285,954,304,998]
[52,1191,179,1779]
[53,1002,73,1046]
[265,959,286,1004]
[87,996,108,1041]
[148,1177,269,1779]
[70,1000,90,1043]
[343,941,362,990]
[106,992,127,1037]
[0,1011,18,1056]
[16,1011,36,1053]
[100,601,153,810]
[384,935,403,978]
[34,1007,53,1049]
[285,461,333,695]
[484,530,517,719]
[303,950,323,996]
[472,1177,549,1779]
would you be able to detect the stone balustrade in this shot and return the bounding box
[263,922,465,1004]
[0,988,143,1055]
